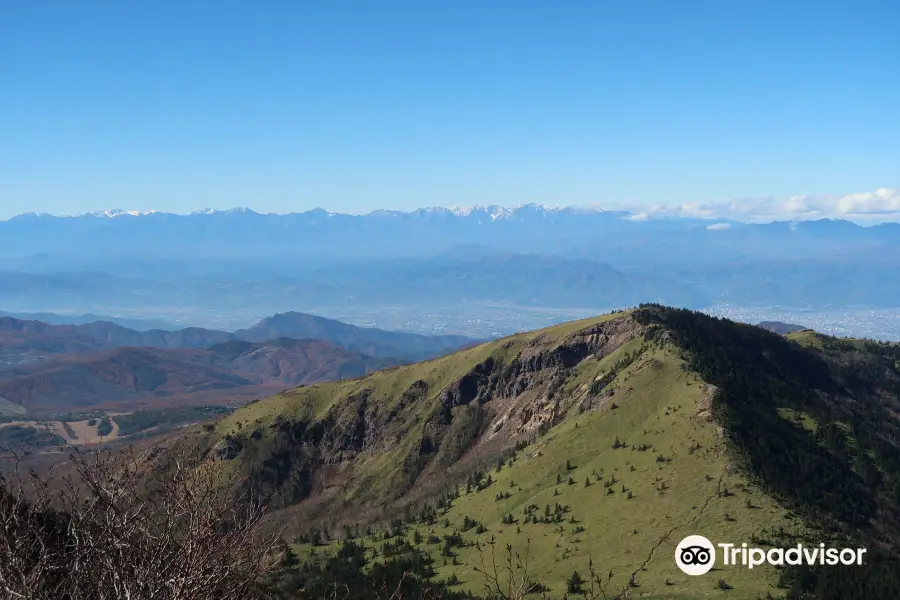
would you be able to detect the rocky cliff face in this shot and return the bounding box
[205,314,646,529]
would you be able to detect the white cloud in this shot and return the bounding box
[835,188,900,215]
[616,188,899,223]
[623,203,670,221]
[706,222,732,230]
[679,203,718,219]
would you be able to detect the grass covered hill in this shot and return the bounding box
[177,306,900,599]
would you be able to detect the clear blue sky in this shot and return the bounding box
[2,1,898,219]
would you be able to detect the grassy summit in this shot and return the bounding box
[180,306,900,600]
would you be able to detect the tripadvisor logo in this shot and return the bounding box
[675,535,867,576]
[676,535,716,575]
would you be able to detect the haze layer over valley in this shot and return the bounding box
[3,203,900,341]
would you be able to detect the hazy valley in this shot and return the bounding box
[4,209,900,342]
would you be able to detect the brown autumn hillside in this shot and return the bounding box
[0,338,404,413]
[0,316,234,354]
[0,313,473,366]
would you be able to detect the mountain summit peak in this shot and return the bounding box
[87,208,158,218]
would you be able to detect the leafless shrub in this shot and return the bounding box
[472,536,552,600]
[0,443,282,600]
[575,558,633,600]
[470,536,635,600]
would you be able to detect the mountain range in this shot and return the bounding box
[0,338,403,413]
[0,312,471,363]
[0,310,178,331]
[3,208,900,340]
[3,206,899,265]
[0,312,473,415]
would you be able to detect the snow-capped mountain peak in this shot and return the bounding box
[87,208,159,218]
[189,207,260,216]
[9,203,619,224]
[447,205,516,220]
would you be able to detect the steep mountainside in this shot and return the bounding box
[0,339,404,413]
[180,307,900,599]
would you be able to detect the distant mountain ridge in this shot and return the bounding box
[0,310,467,414]
[5,206,900,336]
[0,317,234,359]
[0,256,706,315]
[0,311,177,331]
[0,338,404,413]
[757,320,809,335]
[235,312,472,361]
[12,204,612,221]
[9,202,900,224]
[0,312,473,364]
[0,205,643,260]
[3,204,898,266]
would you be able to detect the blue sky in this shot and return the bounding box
[2,1,898,220]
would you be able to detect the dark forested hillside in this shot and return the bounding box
[634,305,900,598]
[635,305,900,531]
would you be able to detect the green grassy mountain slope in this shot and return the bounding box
[179,306,900,599]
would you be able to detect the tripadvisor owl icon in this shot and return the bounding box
[675,535,716,576]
